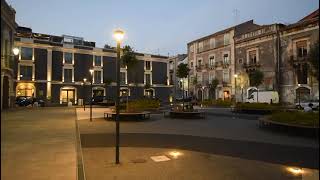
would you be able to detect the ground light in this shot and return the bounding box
[287,167,303,176]
[169,151,183,159]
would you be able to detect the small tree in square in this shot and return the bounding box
[249,70,264,102]
[176,63,190,111]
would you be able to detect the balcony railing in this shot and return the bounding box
[290,55,308,67]
[243,62,261,69]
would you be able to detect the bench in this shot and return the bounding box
[104,111,151,121]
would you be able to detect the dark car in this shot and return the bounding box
[15,96,33,106]
[91,96,105,105]
[15,96,45,107]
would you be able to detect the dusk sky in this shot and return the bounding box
[8,0,319,56]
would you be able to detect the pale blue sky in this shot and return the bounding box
[8,0,319,56]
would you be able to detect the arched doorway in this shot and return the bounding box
[60,86,77,104]
[2,76,9,109]
[16,83,36,97]
[296,87,311,102]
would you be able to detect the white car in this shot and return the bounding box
[295,100,319,110]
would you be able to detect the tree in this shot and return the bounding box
[209,78,219,100]
[308,41,319,81]
[104,44,113,49]
[176,63,190,111]
[121,45,138,111]
[249,70,264,102]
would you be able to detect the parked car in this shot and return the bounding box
[15,96,45,107]
[15,96,33,106]
[91,96,115,106]
[295,99,319,110]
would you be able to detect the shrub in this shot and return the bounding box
[236,103,280,110]
[270,111,319,127]
[200,99,232,107]
[126,98,160,112]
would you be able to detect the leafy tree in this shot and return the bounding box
[209,78,219,100]
[176,63,190,111]
[249,70,264,102]
[121,45,138,110]
[308,41,319,81]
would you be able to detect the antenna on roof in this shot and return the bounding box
[233,9,240,25]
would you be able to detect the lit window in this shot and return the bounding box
[21,47,33,60]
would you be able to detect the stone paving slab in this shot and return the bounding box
[1,107,77,180]
[82,147,318,180]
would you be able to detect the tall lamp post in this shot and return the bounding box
[234,74,238,103]
[83,78,87,111]
[89,69,94,122]
[114,29,125,164]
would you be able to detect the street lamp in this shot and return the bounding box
[89,69,94,122]
[12,47,20,56]
[83,78,87,111]
[113,29,125,164]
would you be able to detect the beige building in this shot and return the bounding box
[1,0,17,110]
[187,20,260,101]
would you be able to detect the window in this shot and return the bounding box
[145,73,151,85]
[63,68,73,82]
[20,65,33,80]
[145,89,154,97]
[94,56,102,66]
[223,54,229,64]
[249,50,257,64]
[296,40,308,58]
[209,72,215,82]
[21,47,33,60]
[209,56,215,66]
[190,62,194,68]
[210,38,216,48]
[197,59,202,66]
[239,58,243,64]
[64,52,73,64]
[223,70,229,83]
[94,70,102,84]
[120,72,126,85]
[145,61,151,70]
[224,33,230,45]
[198,42,203,52]
[297,64,308,84]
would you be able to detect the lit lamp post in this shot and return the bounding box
[234,74,238,103]
[12,47,20,56]
[89,69,94,122]
[113,29,125,164]
[83,78,87,111]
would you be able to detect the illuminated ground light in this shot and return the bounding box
[169,151,183,159]
[287,167,303,175]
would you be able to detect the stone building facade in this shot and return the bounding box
[13,27,171,105]
[234,9,319,104]
[1,0,17,110]
[187,20,260,101]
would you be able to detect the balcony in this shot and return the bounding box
[243,62,261,72]
[290,55,308,67]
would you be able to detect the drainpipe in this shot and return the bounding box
[276,26,281,103]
